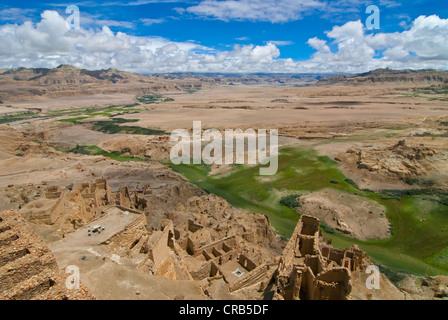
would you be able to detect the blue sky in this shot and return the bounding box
[0,0,447,73]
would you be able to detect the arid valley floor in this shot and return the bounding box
[1,66,448,300]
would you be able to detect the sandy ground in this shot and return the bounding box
[50,123,128,149]
[107,86,448,131]
[3,85,447,133]
[1,79,447,300]
[3,93,138,114]
[122,103,448,131]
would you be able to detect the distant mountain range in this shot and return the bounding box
[3,65,447,87]
[1,65,447,103]
[0,65,210,102]
[0,64,147,85]
[316,68,448,87]
[0,65,329,86]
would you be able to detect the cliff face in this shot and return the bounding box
[317,69,448,87]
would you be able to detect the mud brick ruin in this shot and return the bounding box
[22,179,148,234]
[2,178,374,300]
[273,215,369,300]
[0,210,94,300]
[136,217,278,292]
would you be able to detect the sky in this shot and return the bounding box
[0,0,447,74]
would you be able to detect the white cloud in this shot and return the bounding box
[185,0,403,24]
[0,10,282,73]
[186,0,325,23]
[0,11,447,74]
[140,18,166,26]
[306,15,448,72]
[267,40,294,46]
[81,13,137,29]
[48,0,189,7]
[0,8,37,23]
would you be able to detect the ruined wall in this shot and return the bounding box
[195,236,237,258]
[118,186,132,208]
[151,221,174,269]
[274,215,362,300]
[228,264,273,292]
[314,268,352,300]
[44,186,61,199]
[49,189,96,232]
[0,210,94,300]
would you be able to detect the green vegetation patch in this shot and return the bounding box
[377,264,410,286]
[404,177,436,188]
[67,145,147,162]
[170,146,448,276]
[170,147,363,237]
[414,89,448,95]
[58,116,90,123]
[414,132,448,138]
[136,94,172,104]
[0,112,38,124]
[90,118,166,135]
[279,194,302,210]
[320,222,336,235]
[49,104,143,118]
[385,126,407,131]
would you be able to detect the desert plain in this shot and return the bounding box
[1,66,448,300]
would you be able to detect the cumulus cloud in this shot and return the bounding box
[0,10,283,73]
[307,15,448,72]
[0,10,447,74]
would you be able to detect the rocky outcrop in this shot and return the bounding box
[298,189,391,240]
[347,140,439,180]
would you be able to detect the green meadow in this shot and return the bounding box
[66,145,148,162]
[0,112,38,124]
[54,103,167,136]
[89,118,166,136]
[55,104,143,123]
[170,147,448,276]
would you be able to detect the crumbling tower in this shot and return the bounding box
[274,215,356,300]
